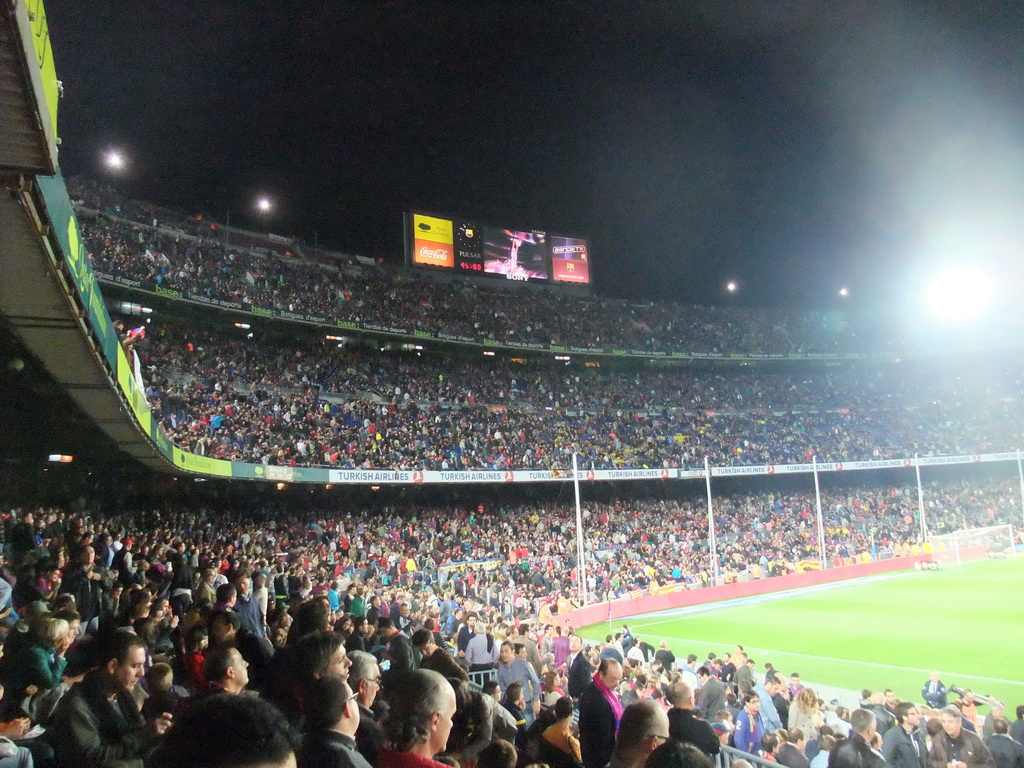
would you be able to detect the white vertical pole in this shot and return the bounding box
[915,453,927,542]
[1016,450,1024,532]
[572,453,587,607]
[954,530,962,570]
[705,456,719,585]
[813,457,826,569]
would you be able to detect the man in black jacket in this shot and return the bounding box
[567,634,593,700]
[348,651,386,767]
[882,701,928,768]
[299,676,373,768]
[579,658,623,768]
[667,681,719,757]
[986,718,1024,768]
[49,632,173,767]
[830,709,885,768]
[59,544,104,630]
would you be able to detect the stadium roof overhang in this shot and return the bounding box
[0,1,58,175]
[0,4,169,471]
[0,178,170,470]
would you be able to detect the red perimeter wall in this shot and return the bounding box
[555,554,933,630]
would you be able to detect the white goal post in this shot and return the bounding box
[927,524,1017,569]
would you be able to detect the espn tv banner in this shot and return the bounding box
[412,214,454,268]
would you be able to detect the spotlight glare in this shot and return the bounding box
[926,268,993,322]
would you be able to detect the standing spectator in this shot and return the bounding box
[59,545,103,631]
[754,676,784,731]
[1012,707,1024,747]
[986,718,1024,768]
[516,623,544,678]
[831,709,885,768]
[922,672,948,710]
[380,670,457,768]
[697,667,726,722]
[200,646,250,697]
[734,655,755,693]
[666,681,719,757]
[680,655,701,694]
[608,700,671,768]
[539,695,583,768]
[300,676,373,768]
[552,625,571,669]
[882,701,927,768]
[734,692,766,756]
[579,658,624,768]
[347,651,386,768]
[378,618,414,692]
[655,642,677,674]
[465,623,499,672]
[496,641,541,725]
[789,689,825,733]
[929,705,995,768]
[568,635,593,699]
[777,728,810,768]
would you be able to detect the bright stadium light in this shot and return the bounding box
[839,287,849,298]
[925,267,994,322]
[256,196,272,213]
[104,150,126,170]
[726,281,738,293]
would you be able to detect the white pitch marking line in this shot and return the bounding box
[598,632,1023,687]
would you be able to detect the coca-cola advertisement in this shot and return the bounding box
[413,239,454,267]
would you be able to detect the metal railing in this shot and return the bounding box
[716,745,776,768]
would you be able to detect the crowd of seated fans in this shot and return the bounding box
[128,322,1024,470]
[70,178,902,357]
[0,485,1018,768]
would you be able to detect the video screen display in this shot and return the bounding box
[407,211,590,286]
[482,227,549,282]
[550,235,590,284]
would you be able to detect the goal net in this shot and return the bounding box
[927,524,1017,569]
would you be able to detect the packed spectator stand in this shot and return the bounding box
[0,180,1012,768]
[71,178,901,359]
[129,321,1024,471]
[66,179,1024,474]
[0,477,1019,768]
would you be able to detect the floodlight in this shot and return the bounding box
[925,267,993,322]
[726,281,737,293]
[256,197,272,213]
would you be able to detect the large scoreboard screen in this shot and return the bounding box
[407,211,590,286]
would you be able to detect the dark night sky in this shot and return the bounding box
[43,1,1024,310]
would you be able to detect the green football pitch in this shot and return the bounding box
[579,558,1024,707]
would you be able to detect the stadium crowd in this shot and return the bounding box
[25,179,1017,768]
[0,481,1020,768]
[130,323,1024,470]
[70,178,891,357]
